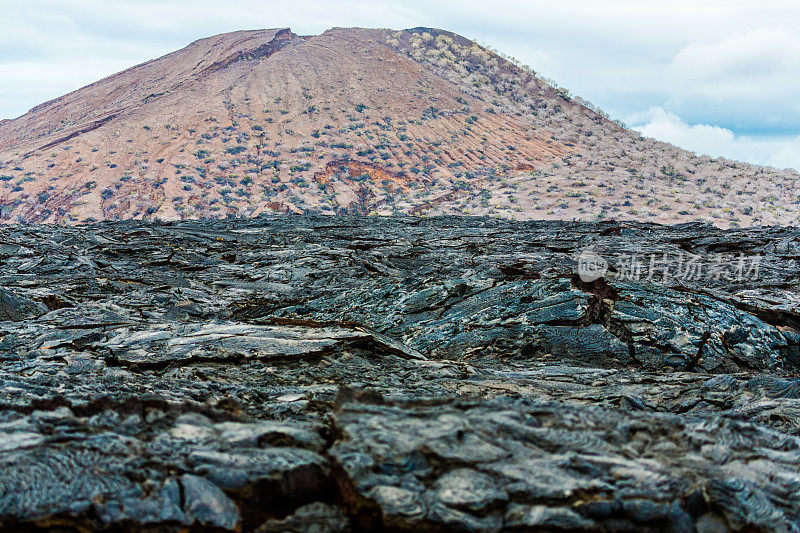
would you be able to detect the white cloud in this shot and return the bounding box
[630,106,800,170]
[769,138,800,170]
[671,27,800,83]
[666,27,800,112]
[630,107,735,154]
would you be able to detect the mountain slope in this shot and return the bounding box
[0,27,797,226]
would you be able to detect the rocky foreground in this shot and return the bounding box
[1,215,799,531]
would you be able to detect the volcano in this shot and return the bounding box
[0,27,797,226]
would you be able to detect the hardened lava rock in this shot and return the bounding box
[0,215,799,531]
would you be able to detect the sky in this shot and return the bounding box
[2,0,799,170]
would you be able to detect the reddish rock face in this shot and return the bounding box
[0,27,797,226]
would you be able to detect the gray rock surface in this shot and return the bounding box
[0,215,798,531]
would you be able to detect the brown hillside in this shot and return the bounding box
[0,27,797,226]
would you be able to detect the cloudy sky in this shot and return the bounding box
[2,0,799,170]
